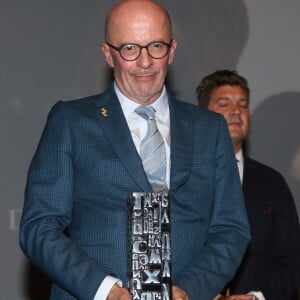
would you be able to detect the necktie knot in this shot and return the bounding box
[135,105,156,120]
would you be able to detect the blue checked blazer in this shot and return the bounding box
[19,84,250,300]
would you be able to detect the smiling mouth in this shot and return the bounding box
[133,69,158,77]
[136,73,154,77]
[134,74,156,82]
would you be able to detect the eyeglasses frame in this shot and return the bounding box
[105,40,173,61]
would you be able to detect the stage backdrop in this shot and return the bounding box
[1,1,299,299]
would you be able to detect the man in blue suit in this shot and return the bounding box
[197,70,300,300]
[19,2,250,299]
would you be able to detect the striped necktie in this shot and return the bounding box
[135,105,167,192]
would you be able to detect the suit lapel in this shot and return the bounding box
[94,87,193,192]
[95,85,152,191]
[169,97,193,191]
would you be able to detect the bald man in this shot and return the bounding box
[20,2,250,299]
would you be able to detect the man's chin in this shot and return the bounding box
[230,134,243,145]
[132,89,162,104]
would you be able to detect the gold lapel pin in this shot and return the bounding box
[100,107,109,117]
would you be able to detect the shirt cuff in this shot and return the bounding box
[247,291,265,300]
[93,275,122,300]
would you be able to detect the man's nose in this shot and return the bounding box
[137,48,153,68]
[230,104,241,115]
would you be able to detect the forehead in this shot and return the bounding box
[211,85,248,100]
[108,4,170,44]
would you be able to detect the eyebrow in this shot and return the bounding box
[215,97,248,102]
[214,97,230,102]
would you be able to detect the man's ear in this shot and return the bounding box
[101,43,114,68]
[168,38,178,65]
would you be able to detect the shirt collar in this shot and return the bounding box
[114,82,169,120]
[235,149,244,166]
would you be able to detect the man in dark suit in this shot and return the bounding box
[197,70,300,300]
[19,2,250,300]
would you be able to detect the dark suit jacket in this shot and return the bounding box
[19,84,250,300]
[227,157,300,300]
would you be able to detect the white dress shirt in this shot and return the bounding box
[235,149,244,183]
[94,83,171,300]
[116,83,171,188]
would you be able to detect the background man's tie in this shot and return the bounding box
[135,105,167,192]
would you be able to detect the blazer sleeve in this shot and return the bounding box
[174,115,251,299]
[19,102,107,299]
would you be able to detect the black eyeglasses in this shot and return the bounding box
[106,40,173,61]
